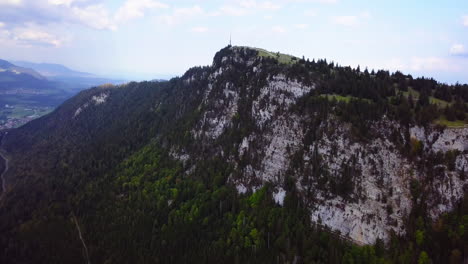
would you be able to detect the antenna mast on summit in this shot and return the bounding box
[229,33,232,46]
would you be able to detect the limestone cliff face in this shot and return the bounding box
[410,126,468,220]
[171,46,468,245]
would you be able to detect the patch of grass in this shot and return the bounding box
[319,94,372,103]
[434,116,468,128]
[252,47,298,65]
[401,87,451,107]
[0,105,53,120]
[429,97,450,108]
[402,87,420,98]
[10,107,35,118]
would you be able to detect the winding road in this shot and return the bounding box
[0,132,8,195]
[72,212,91,264]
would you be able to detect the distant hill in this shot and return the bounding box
[0,59,55,92]
[13,61,94,78]
[0,59,46,80]
[12,60,128,92]
[0,71,53,91]
[0,59,123,109]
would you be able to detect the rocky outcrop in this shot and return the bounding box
[173,46,468,245]
[74,91,109,118]
[410,126,468,153]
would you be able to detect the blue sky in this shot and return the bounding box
[0,0,467,83]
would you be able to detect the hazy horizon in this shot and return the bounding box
[1,0,467,84]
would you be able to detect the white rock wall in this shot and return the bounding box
[185,49,468,245]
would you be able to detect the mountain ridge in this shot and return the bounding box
[0,46,467,263]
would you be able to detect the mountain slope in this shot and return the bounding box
[0,46,467,263]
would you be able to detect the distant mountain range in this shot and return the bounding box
[0,58,128,110]
[0,59,46,80]
[12,60,128,91]
[0,59,54,92]
[0,59,127,94]
[13,61,94,79]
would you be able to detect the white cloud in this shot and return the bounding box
[331,12,370,27]
[360,11,371,19]
[450,43,466,56]
[191,26,208,33]
[0,0,170,33]
[286,0,337,3]
[239,0,281,9]
[272,25,286,33]
[257,1,281,10]
[238,0,255,8]
[159,5,203,25]
[384,57,460,73]
[115,0,168,24]
[294,23,308,29]
[217,5,249,16]
[0,0,22,5]
[313,0,337,3]
[303,9,317,17]
[332,15,359,26]
[383,58,406,71]
[0,23,12,43]
[463,15,468,27]
[48,0,77,6]
[72,4,116,30]
[216,0,281,17]
[0,1,115,31]
[14,27,62,47]
[249,1,281,10]
[0,29,11,43]
[409,57,457,72]
[0,0,172,47]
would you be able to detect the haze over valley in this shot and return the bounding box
[0,58,128,129]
